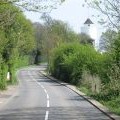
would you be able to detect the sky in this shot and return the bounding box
[24,0,105,48]
[24,0,104,32]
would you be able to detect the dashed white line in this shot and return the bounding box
[47,100,50,108]
[38,83,45,89]
[45,111,49,120]
[41,85,45,89]
[44,89,47,94]
[28,71,50,120]
[47,94,49,99]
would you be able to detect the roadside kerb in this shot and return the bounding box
[40,70,120,120]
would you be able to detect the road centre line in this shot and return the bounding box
[38,82,45,89]
[45,111,49,120]
[47,94,49,99]
[28,71,50,120]
[44,89,47,94]
[47,100,50,108]
[41,85,45,89]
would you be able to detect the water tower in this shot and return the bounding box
[81,18,94,36]
[81,18,97,48]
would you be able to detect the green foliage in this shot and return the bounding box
[49,43,101,85]
[33,18,79,62]
[0,3,35,89]
[15,56,30,69]
[0,54,7,90]
[79,33,94,45]
[99,36,120,99]
[49,20,79,43]
[99,29,117,52]
[105,96,120,115]
[99,35,120,97]
[112,35,120,65]
[49,39,120,115]
[0,0,65,13]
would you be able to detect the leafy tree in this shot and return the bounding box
[0,0,65,89]
[0,3,36,88]
[99,29,117,52]
[49,43,102,85]
[112,34,120,66]
[33,15,79,62]
[33,22,45,64]
[84,0,120,30]
[0,0,65,30]
[0,0,65,12]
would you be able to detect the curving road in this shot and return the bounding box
[0,65,112,120]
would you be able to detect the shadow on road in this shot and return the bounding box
[0,106,111,120]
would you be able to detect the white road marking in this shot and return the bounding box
[38,83,45,89]
[41,85,45,89]
[47,94,49,99]
[0,101,3,104]
[47,100,50,108]
[45,111,49,120]
[28,71,50,120]
[44,89,47,94]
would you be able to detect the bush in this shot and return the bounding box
[49,43,102,85]
[0,54,7,90]
[48,30,120,115]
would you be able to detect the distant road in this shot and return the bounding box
[0,65,112,120]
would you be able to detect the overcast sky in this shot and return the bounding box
[24,0,104,35]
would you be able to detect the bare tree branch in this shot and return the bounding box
[84,0,120,30]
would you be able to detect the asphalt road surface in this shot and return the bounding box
[0,65,112,120]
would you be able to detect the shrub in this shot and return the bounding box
[0,54,7,90]
[49,43,102,85]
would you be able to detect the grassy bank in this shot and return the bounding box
[78,86,120,115]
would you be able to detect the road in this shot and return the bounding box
[0,65,112,120]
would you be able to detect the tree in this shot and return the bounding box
[83,0,120,98]
[0,0,66,89]
[33,22,45,64]
[0,3,36,87]
[99,29,117,52]
[113,34,120,66]
[79,33,94,45]
[84,0,120,30]
[0,0,65,12]
[33,15,79,62]
[0,0,65,29]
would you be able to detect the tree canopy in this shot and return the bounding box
[33,15,79,62]
[0,0,65,12]
[84,0,120,30]
[0,2,36,89]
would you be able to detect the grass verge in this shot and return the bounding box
[78,86,120,116]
